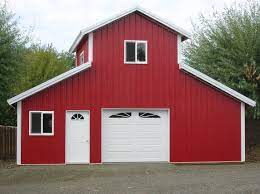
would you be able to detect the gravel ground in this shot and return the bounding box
[0,162,260,194]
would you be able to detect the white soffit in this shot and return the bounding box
[69,6,191,53]
[7,62,92,105]
[179,64,256,107]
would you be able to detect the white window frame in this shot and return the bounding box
[124,40,148,64]
[29,111,54,136]
[79,51,84,65]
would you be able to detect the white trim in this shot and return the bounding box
[179,63,256,107]
[69,6,191,53]
[17,101,22,165]
[241,102,245,162]
[124,40,148,64]
[66,162,90,165]
[88,32,93,62]
[177,35,182,64]
[65,110,90,164]
[79,51,84,65]
[29,111,54,136]
[7,62,91,105]
[101,108,170,163]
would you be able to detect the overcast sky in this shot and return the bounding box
[5,0,244,52]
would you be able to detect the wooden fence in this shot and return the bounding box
[0,125,16,160]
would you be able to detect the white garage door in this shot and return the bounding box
[102,109,169,162]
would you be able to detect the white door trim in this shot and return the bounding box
[65,110,90,164]
[101,108,170,163]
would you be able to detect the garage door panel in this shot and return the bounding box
[135,145,161,151]
[104,145,133,152]
[102,109,169,162]
[135,139,161,146]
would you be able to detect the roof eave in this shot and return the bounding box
[179,63,256,107]
[7,62,92,105]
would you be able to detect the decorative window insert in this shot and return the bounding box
[124,40,147,64]
[79,51,84,65]
[139,112,160,118]
[29,111,54,135]
[71,113,84,120]
[109,112,132,118]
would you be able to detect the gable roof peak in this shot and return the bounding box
[69,6,191,53]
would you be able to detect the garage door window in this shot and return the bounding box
[71,113,84,120]
[109,112,131,118]
[139,112,160,118]
[29,111,54,135]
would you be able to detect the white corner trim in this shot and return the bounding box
[88,32,93,62]
[241,102,245,162]
[69,6,191,53]
[179,64,256,107]
[177,35,182,64]
[7,62,92,105]
[17,101,22,165]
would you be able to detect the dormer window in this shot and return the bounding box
[79,51,84,65]
[124,40,147,64]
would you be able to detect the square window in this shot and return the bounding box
[124,40,147,64]
[30,111,54,135]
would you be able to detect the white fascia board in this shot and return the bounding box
[179,64,256,107]
[7,62,92,105]
[69,6,191,53]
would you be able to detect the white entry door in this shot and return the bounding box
[102,109,169,162]
[66,111,90,164]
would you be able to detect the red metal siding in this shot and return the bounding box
[21,12,241,164]
[76,36,88,66]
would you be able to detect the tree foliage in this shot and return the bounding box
[0,4,28,125]
[14,44,74,94]
[184,0,260,119]
[0,4,74,125]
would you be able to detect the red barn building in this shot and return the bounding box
[8,7,256,165]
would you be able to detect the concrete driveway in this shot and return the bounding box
[0,162,260,194]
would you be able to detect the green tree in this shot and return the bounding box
[0,3,74,126]
[0,4,28,125]
[14,44,74,94]
[184,0,260,119]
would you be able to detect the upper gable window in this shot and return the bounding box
[79,51,84,65]
[124,40,147,64]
